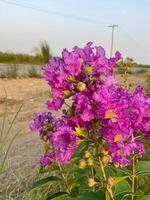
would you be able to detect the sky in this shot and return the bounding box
[0,0,150,64]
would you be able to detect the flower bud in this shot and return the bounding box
[114,163,120,168]
[107,177,114,186]
[43,143,49,151]
[76,82,86,92]
[83,65,93,75]
[102,155,110,165]
[63,90,72,98]
[43,135,48,142]
[87,178,96,187]
[78,159,87,169]
[84,150,91,159]
[101,147,109,155]
[86,158,94,167]
[66,75,76,83]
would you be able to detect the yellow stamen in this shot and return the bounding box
[105,109,117,122]
[114,134,122,142]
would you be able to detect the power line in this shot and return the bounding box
[120,26,150,57]
[0,0,110,25]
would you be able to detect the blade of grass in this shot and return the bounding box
[2,102,24,143]
[0,88,8,141]
[0,128,22,174]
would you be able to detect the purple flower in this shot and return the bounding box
[30,42,150,169]
[50,126,77,164]
[46,97,64,111]
[40,152,54,167]
[29,112,52,132]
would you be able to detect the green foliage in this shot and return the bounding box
[136,161,150,175]
[34,41,52,64]
[0,41,52,64]
[72,191,105,200]
[136,195,150,200]
[0,51,42,64]
[113,180,131,199]
[46,192,68,200]
[29,140,150,200]
[31,176,62,190]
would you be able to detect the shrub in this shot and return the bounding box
[29,43,150,200]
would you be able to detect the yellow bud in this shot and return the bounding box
[107,177,114,186]
[66,75,77,83]
[114,163,120,168]
[101,147,109,155]
[76,82,86,92]
[84,150,92,159]
[87,178,96,187]
[43,144,49,151]
[78,159,87,169]
[63,90,72,98]
[43,135,48,142]
[83,65,93,75]
[86,158,94,167]
[114,134,122,142]
[102,155,110,165]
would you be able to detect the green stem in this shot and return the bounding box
[58,164,71,194]
[91,166,95,192]
[131,134,135,200]
[98,153,115,200]
[91,121,115,200]
[131,157,135,200]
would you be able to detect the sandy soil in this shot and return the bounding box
[0,74,147,199]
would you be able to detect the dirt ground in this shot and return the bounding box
[0,74,147,200]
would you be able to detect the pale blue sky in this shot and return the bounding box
[0,0,150,64]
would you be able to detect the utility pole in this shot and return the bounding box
[108,25,118,57]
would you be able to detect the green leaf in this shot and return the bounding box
[136,195,150,200]
[74,191,105,200]
[31,176,62,190]
[70,186,79,197]
[94,163,103,181]
[106,191,111,200]
[68,178,77,191]
[46,192,68,200]
[136,161,150,175]
[105,165,116,177]
[114,180,131,197]
[39,165,59,174]
[74,127,88,137]
[111,176,130,187]
[73,141,88,158]
[115,167,132,176]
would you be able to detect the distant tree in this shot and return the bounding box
[125,57,136,67]
[34,41,52,64]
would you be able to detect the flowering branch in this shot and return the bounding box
[30,43,150,199]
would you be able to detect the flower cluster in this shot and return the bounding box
[30,42,150,167]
